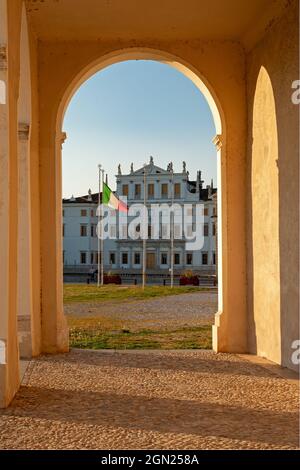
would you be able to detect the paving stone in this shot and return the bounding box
[0,349,298,449]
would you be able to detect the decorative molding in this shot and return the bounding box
[18,123,30,141]
[212,134,223,151]
[60,131,67,146]
[0,45,7,71]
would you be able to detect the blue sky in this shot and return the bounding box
[62,60,217,198]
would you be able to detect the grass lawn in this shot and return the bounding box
[65,284,214,350]
[69,322,212,350]
[64,283,210,304]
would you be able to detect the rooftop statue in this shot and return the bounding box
[167,162,173,172]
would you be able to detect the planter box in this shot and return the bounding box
[103,275,121,285]
[179,276,199,286]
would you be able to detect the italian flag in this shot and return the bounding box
[102,182,128,213]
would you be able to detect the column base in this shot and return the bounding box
[212,310,227,352]
[41,314,69,354]
[0,362,20,409]
[18,315,32,359]
[57,320,69,354]
[213,310,248,353]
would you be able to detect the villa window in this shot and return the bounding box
[202,252,208,265]
[161,253,168,265]
[186,224,193,238]
[120,224,127,238]
[174,224,181,239]
[80,252,87,264]
[134,252,141,265]
[80,224,87,237]
[148,183,154,198]
[161,224,169,239]
[174,253,180,265]
[122,252,128,265]
[110,252,116,265]
[122,184,129,196]
[186,253,193,265]
[204,223,209,237]
[135,184,141,199]
[161,183,168,197]
[110,224,116,238]
[81,209,87,217]
[174,183,181,197]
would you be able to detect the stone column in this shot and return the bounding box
[212,134,247,353]
[17,123,33,358]
[40,130,69,353]
[212,134,225,350]
[0,44,20,407]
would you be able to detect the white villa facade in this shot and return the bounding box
[63,158,217,281]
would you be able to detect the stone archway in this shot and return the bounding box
[37,45,247,356]
[0,0,297,414]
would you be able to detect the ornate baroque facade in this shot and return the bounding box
[63,159,217,280]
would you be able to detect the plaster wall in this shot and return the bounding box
[246,0,299,370]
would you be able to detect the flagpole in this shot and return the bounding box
[97,164,101,287]
[170,165,174,288]
[100,168,105,285]
[142,163,147,290]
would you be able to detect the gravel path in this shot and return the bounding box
[64,292,217,330]
[0,349,298,449]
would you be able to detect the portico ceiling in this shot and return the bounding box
[25,0,289,49]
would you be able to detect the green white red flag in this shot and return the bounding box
[102,182,128,213]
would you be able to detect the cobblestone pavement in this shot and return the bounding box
[0,349,298,449]
[64,292,217,330]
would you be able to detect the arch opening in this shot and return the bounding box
[57,49,224,136]
[59,50,225,352]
